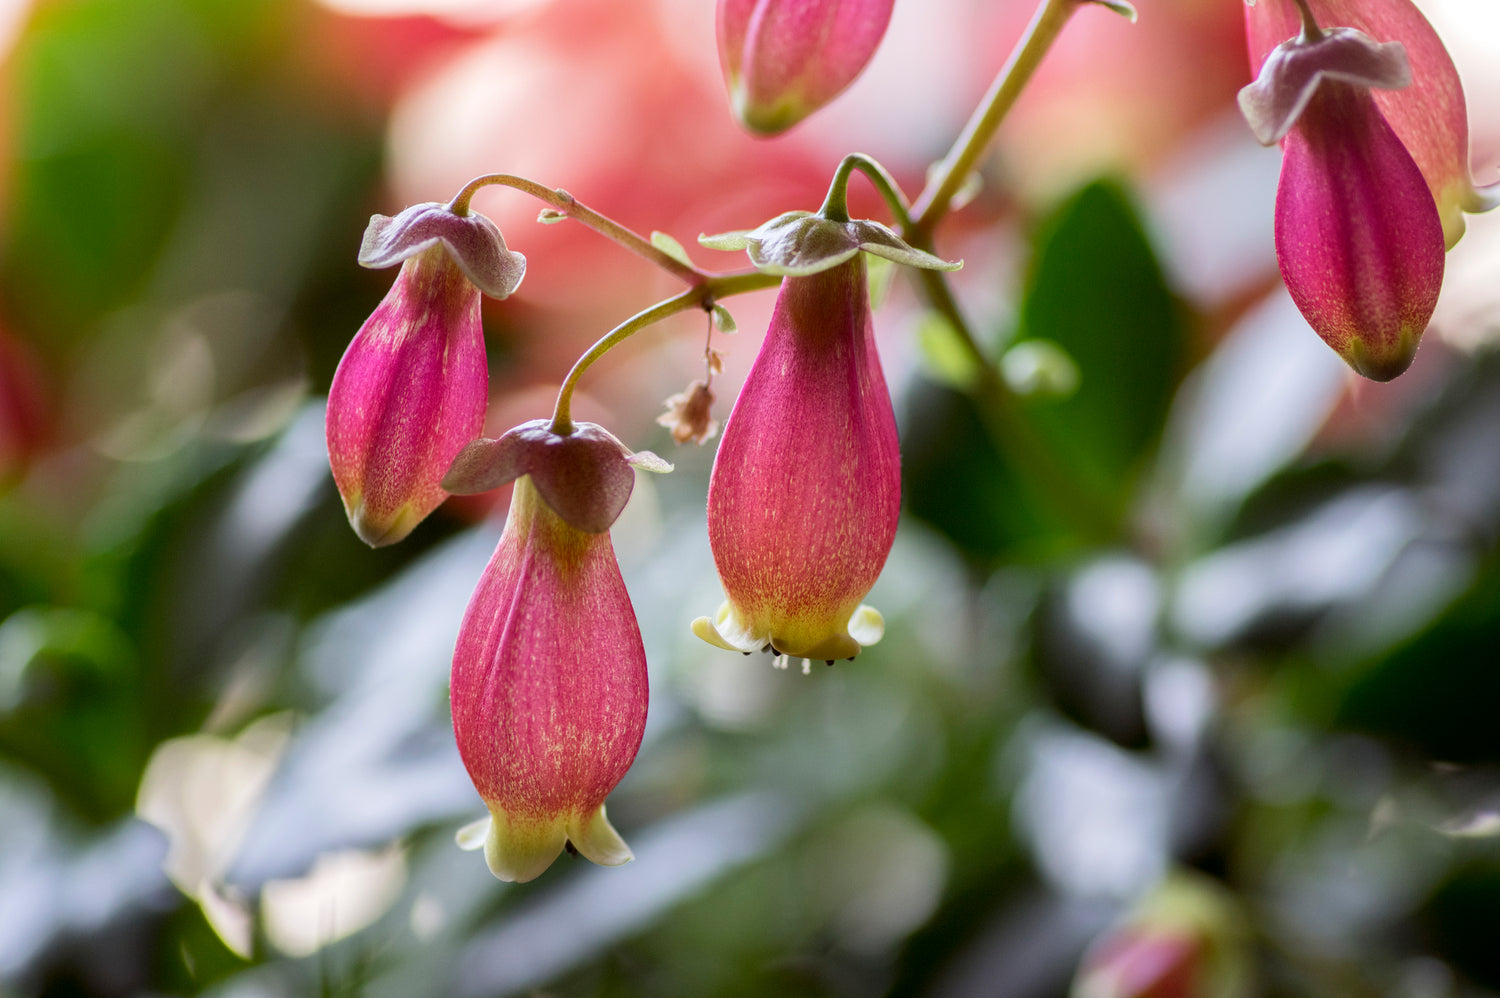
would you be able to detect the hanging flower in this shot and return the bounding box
[326,202,525,546]
[1238,10,1443,381]
[1244,0,1498,248]
[444,419,670,882]
[718,0,896,135]
[693,212,957,664]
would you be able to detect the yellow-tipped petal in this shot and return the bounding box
[482,808,568,884]
[567,805,634,868]
[455,816,490,851]
[847,604,885,647]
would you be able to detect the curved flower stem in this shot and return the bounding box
[550,271,780,435]
[870,0,1117,540]
[448,173,705,286]
[909,0,1082,237]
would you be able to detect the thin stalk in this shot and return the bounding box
[909,0,1081,237]
[448,173,704,285]
[550,271,779,435]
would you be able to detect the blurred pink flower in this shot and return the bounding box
[1239,13,1444,380]
[717,0,895,135]
[1245,0,1497,248]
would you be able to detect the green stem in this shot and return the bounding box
[845,154,916,227]
[909,0,1081,237]
[447,173,705,286]
[550,271,779,435]
[895,0,1117,540]
[1290,0,1323,41]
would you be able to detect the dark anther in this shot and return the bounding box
[761,643,772,653]
[825,660,834,666]
[564,839,579,857]
[846,656,855,662]
[742,651,751,656]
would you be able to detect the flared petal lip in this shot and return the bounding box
[442,418,670,533]
[691,601,885,663]
[1238,26,1411,146]
[359,202,526,300]
[699,213,960,277]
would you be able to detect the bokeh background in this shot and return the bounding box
[3,0,1500,995]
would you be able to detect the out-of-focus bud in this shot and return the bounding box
[326,202,525,546]
[717,0,895,135]
[1238,14,1443,381]
[693,212,957,664]
[1245,0,1498,249]
[0,324,47,484]
[1072,873,1251,998]
[444,419,669,883]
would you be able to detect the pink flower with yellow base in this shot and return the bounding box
[694,209,957,665]
[444,419,669,882]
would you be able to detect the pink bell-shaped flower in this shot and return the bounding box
[444,419,669,883]
[718,0,895,135]
[1245,0,1498,248]
[326,202,525,546]
[1238,10,1443,381]
[693,211,958,664]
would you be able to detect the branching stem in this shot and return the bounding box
[550,271,779,435]
[448,173,704,286]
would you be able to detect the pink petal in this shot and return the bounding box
[1245,0,1479,245]
[1275,81,1444,380]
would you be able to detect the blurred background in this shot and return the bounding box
[2,0,1500,995]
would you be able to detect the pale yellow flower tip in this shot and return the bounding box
[454,806,632,883]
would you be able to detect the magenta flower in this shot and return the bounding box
[718,0,895,135]
[443,419,669,882]
[326,202,524,546]
[694,212,957,663]
[1238,12,1443,381]
[1245,0,1498,248]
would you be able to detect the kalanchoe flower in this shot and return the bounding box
[693,214,957,663]
[444,419,669,883]
[326,202,525,546]
[1245,0,1498,248]
[1238,13,1443,381]
[718,0,895,135]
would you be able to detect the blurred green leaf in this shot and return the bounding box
[903,177,1183,566]
[1338,558,1500,763]
[1014,178,1186,505]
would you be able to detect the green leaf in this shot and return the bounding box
[915,313,980,390]
[711,304,738,335]
[651,230,693,266]
[1015,178,1186,511]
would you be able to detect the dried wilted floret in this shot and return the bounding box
[656,379,719,445]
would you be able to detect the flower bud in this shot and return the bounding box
[1245,0,1498,248]
[1072,874,1251,998]
[718,0,895,135]
[445,420,668,882]
[1239,19,1443,381]
[326,203,525,546]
